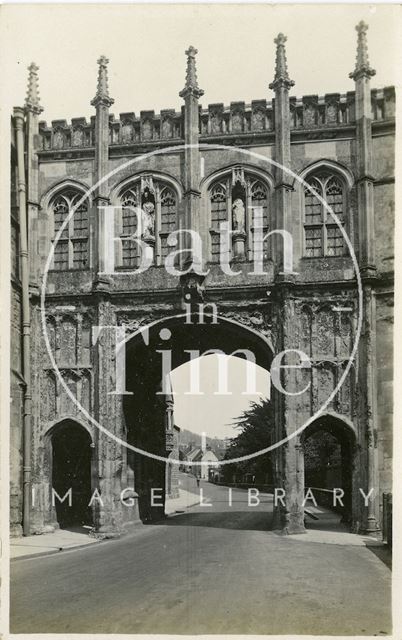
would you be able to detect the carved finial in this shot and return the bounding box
[269,33,295,91]
[349,21,376,81]
[25,62,43,115]
[91,55,114,108]
[179,46,204,99]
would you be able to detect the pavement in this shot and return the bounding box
[164,473,201,514]
[11,473,201,560]
[10,527,101,560]
[10,474,391,635]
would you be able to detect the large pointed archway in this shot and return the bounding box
[123,313,274,522]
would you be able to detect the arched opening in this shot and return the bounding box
[123,314,273,523]
[302,414,356,524]
[51,420,93,529]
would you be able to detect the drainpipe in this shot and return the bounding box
[14,107,32,536]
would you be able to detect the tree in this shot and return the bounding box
[222,398,275,484]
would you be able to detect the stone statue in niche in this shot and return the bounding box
[232,198,246,233]
[231,112,243,133]
[140,189,155,239]
[72,127,84,147]
[210,113,221,134]
[162,118,172,139]
[121,122,134,143]
[142,120,152,140]
[53,129,64,149]
[252,109,264,131]
[326,103,338,124]
[304,104,316,128]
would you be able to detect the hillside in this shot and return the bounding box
[178,428,228,459]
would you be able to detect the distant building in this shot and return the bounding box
[185,445,220,480]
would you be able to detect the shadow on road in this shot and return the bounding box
[153,510,274,531]
[364,543,392,570]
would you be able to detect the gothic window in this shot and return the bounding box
[51,190,89,270]
[210,182,228,261]
[120,186,140,268]
[118,178,178,268]
[160,187,177,259]
[303,174,345,258]
[250,180,269,259]
[208,171,269,263]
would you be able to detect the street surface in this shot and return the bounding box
[11,474,391,635]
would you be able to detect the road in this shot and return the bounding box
[11,475,391,635]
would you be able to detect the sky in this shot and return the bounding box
[0,4,399,123]
[170,354,270,440]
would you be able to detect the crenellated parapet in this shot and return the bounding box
[200,100,273,136]
[39,118,93,150]
[37,86,395,152]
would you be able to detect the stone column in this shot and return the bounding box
[179,47,206,290]
[270,35,305,534]
[350,23,380,534]
[90,57,133,536]
[24,62,43,292]
[269,34,295,279]
[272,287,306,534]
[91,55,114,288]
[349,21,376,276]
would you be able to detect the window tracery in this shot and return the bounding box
[51,190,89,270]
[303,173,345,258]
[118,178,178,267]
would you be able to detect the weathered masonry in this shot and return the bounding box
[11,23,394,537]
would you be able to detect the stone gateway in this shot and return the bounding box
[10,24,394,538]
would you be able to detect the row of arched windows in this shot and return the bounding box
[49,169,348,271]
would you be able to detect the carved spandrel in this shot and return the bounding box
[219,310,273,345]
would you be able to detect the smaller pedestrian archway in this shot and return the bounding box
[50,420,94,528]
[301,414,356,523]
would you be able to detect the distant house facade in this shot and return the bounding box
[185,446,220,480]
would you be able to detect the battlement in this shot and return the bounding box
[38,87,395,151]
